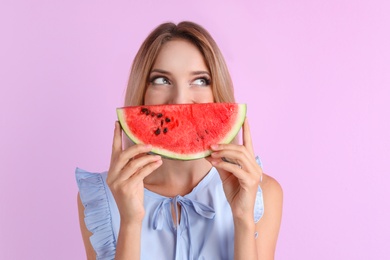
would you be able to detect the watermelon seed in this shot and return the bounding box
[141,108,148,114]
[154,128,161,135]
[157,113,163,118]
[205,130,209,134]
[151,112,155,117]
[160,120,164,127]
[165,118,171,123]
[163,127,168,134]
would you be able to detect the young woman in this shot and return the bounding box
[76,21,283,260]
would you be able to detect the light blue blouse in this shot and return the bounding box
[76,158,264,260]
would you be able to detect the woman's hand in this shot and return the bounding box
[106,121,163,224]
[206,118,262,221]
[207,118,283,259]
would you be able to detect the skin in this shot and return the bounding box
[77,39,283,260]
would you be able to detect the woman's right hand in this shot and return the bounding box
[106,121,163,224]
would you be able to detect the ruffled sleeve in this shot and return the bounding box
[76,168,116,260]
[254,156,265,223]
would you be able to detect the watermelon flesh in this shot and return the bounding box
[116,103,246,160]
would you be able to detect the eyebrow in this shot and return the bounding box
[150,69,210,76]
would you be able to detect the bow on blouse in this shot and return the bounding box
[151,196,216,259]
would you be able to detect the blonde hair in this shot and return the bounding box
[124,21,235,106]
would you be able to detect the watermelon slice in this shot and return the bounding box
[116,103,246,160]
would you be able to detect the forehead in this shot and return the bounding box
[152,39,209,71]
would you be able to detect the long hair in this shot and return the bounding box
[124,21,235,106]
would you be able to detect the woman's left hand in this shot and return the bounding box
[206,118,263,222]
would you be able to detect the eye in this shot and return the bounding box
[150,77,171,85]
[191,77,211,86]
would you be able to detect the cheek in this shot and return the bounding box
[143,87,155,105]
[194,88,214,103]
[144,87,169,105]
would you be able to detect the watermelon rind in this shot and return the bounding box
[116,103,247,160]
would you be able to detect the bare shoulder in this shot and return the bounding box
[259,173,283,222]
[261,173,283,201]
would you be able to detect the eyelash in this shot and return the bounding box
[149,76,171,85]
[194,77,211,86]
[148,76,211,86]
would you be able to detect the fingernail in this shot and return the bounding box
[211,144,218,150]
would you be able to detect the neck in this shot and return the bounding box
[144,158,213,197]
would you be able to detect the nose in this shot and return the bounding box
[169,83,192,104]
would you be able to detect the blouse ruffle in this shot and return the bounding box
[76,168,116,260]
[254,156,265,223]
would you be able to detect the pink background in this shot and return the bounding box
[1,0,389,259]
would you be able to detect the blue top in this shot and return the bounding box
[76,158,264,260]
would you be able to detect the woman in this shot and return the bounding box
[76,21,283,260]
